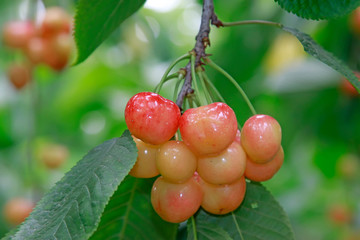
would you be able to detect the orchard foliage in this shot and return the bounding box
[274,0,360,20]
[1,0,360,239]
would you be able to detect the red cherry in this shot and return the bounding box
[24,37,47,65]
[151,175,203,223]
[340,74,359,97]
[3,198,35,225]
[179,102,238,156]
[241,114,281,163]
[200,176,246,215]
[7,63,32,90]
[2,21,36,49]
[40,7,72,37]
[244,147,284,182]
[125,92,181,145]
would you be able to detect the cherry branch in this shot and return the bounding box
[175,0,222,109]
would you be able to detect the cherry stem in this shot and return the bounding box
[222,20,283,28]
[190,54,205,106]
[154,53,190,94]
[176,0,221,109]
[197,70,212,104]
[201,71,225,103]
[205,58,257,115]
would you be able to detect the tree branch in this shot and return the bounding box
[175,0,222,109]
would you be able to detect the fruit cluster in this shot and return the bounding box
[2,7,73,90]
[125,92,283,223]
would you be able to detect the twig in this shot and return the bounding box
[175,0,222,109]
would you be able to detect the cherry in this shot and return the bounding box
[7,63,32,90]
[336,154,359,179]
[241,114,281,163]
[40,7,72,37]
[179,102,238,156]
[200,176,246,215]
[39,143,69,169]
[328,204,353,225]
[197,141,246,185]
[3,198,35,225]
[2,21,35,49]
[151,175,203,223]
[125,92,181,145]
[156,140,197,183]
[340,75,359,97]
[244,147,284,182]
[129,136,160,178]
[24,37,47,65]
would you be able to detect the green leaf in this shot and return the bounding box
[282,26,360,93]
[5,130,137,240]
[90,176,178,240]
[187,217,232,240]
[189,182,295,240]
[74,0,146,65]
[274,0,360,20]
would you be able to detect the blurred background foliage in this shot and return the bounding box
[0,0,359,239]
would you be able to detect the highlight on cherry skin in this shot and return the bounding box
[151,175,203,223]
[129,136,160,178]
[125,92,181,145]
[244,146,284,182]
[240,114,282,163]
[179,102,238,156]
[156,140,197,183]
[200,176,246,215]
[197,140,247,185]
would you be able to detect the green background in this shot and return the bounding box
[0,0,359,239]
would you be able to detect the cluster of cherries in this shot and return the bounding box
[2,7,73,90]
[125,92,283,223]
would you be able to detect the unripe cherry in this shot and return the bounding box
[151,175,203,223]
[125,92,181,145]
[241,114,281,163]
[129,136,160,178]
[7,63,32,90]
[156,140,197,183]
[179,102,238,156]
[200,176,246,215]
[2,21,36,49]
[244,147,284,182]
[3,198,35,225]
[197,141,246,185]
[39,143,69,169]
